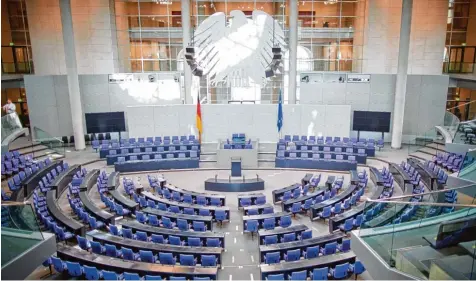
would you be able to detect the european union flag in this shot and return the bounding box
[277,89,283,133]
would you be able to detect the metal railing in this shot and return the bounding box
[32,126,65,157]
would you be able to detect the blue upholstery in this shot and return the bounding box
[122,247,140,261]
[282,233,296,243]
[90,241,105,254]
[177,219,189,231]
[84,265,102,280]
[279,215,292,228]
[290,202,302,214]
[51,256,66,273]
[318,206,332,219]
[206,238,221,247]
[264,235,278,245]
[255,196,266,205]
[285,249,301,262]
[311,267,328,280]
[263,207,274,214]
[159,252,176,265]
[180,254,196,266]
[136,231,149,242]
[193,221,206,231]
[304,246,319,259]
[199,209,210,216]
[338,239,351,252]
[124,272,142,280]
[321,242,337,255]
[330,262,350,279]
[265,252,281,264]
[349,261,366,276]
[77,235,91,250]
[103,270,123,280]
[263,218,275,230]
[201,255,217,266]
[66,261,83,277]
[301,230,312,240]
[188,237,202,247]
[248,209,259,216]
[246,220,258,233]
[145,275,163,280]
[240,198,252,207]
[162,217,174,229]
[215,210,227,223]
[289,270,307,281]
[105,244,122,258]
[122,228,135,239]
[169,235,182,246]
[339,218,354,232]
[148,215,159,226]
[140,250,157,263]
[267,274,285,280]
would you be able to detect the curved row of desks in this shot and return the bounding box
[328,168,385,232]
[259,252,356,280]
[121,220,225,247]
[237,193,265,207]
[258,232,346,263]
[244,203,274,215]
[282,188,326,212]
[11,160,63,201]
[46,189,85,236]
[242,212,291,231]
[310,184,358,220]
[142,207,214,231]
[142,191,230,220]
[79,170,116,224]
[87,230,223,265]
[160,184,226,206]
[57,245,218,280]
[258,225,309,245]
[107,171,139,210]
[50,164,81,198]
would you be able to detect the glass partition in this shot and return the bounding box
[1,202,45,265]
[32,126,65,158]
[453,119,476,144]
[358,185,476,279]
[1,112,23,143]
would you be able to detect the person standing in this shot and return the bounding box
[2,99,21,129]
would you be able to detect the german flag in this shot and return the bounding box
[196,93,202,142]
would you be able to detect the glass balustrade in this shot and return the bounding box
[32,126,65,159]
[358,184,476,280]
[1,202,45,266]
[1,112,23,143]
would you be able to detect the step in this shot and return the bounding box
[258,154,276,161]
[199,154,217,162]
[258,142,277,153]
[417,147,438,156]
[425,142,446,151]
[409,151,434,161]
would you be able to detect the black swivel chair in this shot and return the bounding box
[84,134,90,145]
[61,136,69,147]
[98,133,104,142]
[105,133,111,140]
[69,136,75,146]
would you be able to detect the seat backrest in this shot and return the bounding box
[188,237,201,246]
[124,272,141,280]
[286,249,301,261]
[290,270,307,280]
[159,252,174,265]
[170,235,181,245]
[306,246,319,259]
[140,250,155,263]
[333,262,350,278]
[180,254,195,266]
[151,234,165,244]
[246,220,258,231]
[265,235,277,245]
[66,261,83,276]
[283,233,296,242]
[206,238,220,247]
[265,252,280,264]
[136,231,148,241]
[267,274,285,280]
[312,267,328,280]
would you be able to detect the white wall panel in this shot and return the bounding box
[126,104,351,142]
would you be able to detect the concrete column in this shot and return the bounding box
[391,0,413,149]
[288,0,298,104]
[181,0,193,104]
[59,0,85,150]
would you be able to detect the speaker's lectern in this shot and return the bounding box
[231,157,242,177]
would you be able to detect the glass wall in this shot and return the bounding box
[1,0,33,74]
[113,0,364,103]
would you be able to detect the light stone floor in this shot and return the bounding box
[8,137,417,280]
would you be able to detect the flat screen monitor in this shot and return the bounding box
[85,112,126,134]
[352,111,391,132]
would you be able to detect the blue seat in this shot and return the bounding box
[157,203,167,211]
[264,235,278,245]
[263,218,276,230]
[266,274,285,280]
[172,191,181,201]
[339,218,354,232]
[169,235,183,246]
[281,233,296,243]
[55,224,74,241]
[206,238,221,247]
[285,249,301,261]
[77,235,91,250]
[124,272,142,280]
[122,228,136,239]
[292,188,301,198]
[184,208,195,215]
[279,215,292,228]
[201,255,217,266]
[188,237,202,247]
[318,206,332,219]
[136,211,148,224]
[338,239,351,252]
[90,241,105,254]
[263,207,274,214]
[300,230,312,240]
[159,252,176,265]
[177,219,190,231]
[180,254,196,266]
[193,221,206,231]
[122,247,140,261]
[210,197,222,206]
[140,250,157,263]
[193,278,210,281]
[89,215,105,229]
[162,217,174,229]
[288,270,307,280]
[51,256,67,273]
[103,270,123,280]
[281,191,292,202]
[353,214,363,227]
[66,261,84,277]
[170,277,186,281]
[183,194,193,204]
[197,196,207,205]
[215,210,227,224]
[240,198,251,207]
[169,206,181,214]
[151,234,167,244]
[248,209,259,216]
[290,202,302,215]
[310,267,328,280]
[115,203,130,216]
[255,196,266,205]
[84,265,103,280]
[246,220,258,235]
[136,231,149,242]
[148,215,160,226]
[321,242,337,255]
[330,262,350,279]
[199,209,210,216]
[349,261,366,277]
[105,243,122,258]
[304,246,319,259]
[265,252,281,264]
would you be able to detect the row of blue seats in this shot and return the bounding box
[47,256,211,280]
[239,195,267,207]
[263,230,312,245]
[115,151,200,162]
[101,193,134,217]
[425,161,449,184]
[264,240,351,264]
[277,151,359,162]
[2,154,34,177]
[245,215,293,232]
[6,158,57,192]
[75,235,218,267]
[108,225,221,248]
[264,261,365,280]
[315,187,366,220]
[134,211,209,232]
[93,136,198,150]
[433,152,464,172]
[108,146,200,154]
[223,143,252,149]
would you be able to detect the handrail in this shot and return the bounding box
[1,201,32,206]
[370,182,476,201]
[365,199,476,208]
[446,100,476,111]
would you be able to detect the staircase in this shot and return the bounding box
[409,140,446,162]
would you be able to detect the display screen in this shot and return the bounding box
[352,111,391,132]
[85,112,126,134]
